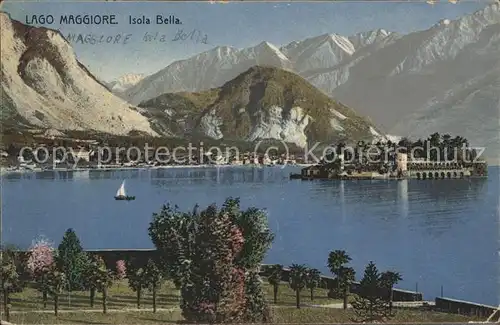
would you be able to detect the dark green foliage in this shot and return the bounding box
[267,264,283,304]
[338,266,356,309]
[327,250,351,298]
[1,248,26,321]
[288,264,308,309]
[126,259,148,308]
[82,254,102,308]
[143,259,162,313]
[45,265,66,316]
[305,268,321,301]
[95,258,113,314]
[222,198,275,269]
[56,228,87,291]
[244,270,268,322]
[148,204,197,288]
[351,261,390,322]
[380,271,403,314]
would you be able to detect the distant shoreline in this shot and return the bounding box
[0,164,315,176]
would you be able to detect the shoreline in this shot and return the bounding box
[0,164,314,176]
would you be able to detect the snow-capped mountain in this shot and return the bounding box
[0,13,157,136]
[123,41,293,105]
[107,73,145,93]
[124,3,499,158]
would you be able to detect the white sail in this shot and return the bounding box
[116,181,126,197]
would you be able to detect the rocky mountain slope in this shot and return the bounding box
[123,3,499,157]
[0,13,157,136]
[106,73,145,93]
[137,66,379,148]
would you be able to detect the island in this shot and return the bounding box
[291,134,488,181]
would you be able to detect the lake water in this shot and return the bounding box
[2,166,498,305]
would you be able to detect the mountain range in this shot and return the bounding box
[2,3,499,159]
[114,3,500,158]
[0,12,381,147]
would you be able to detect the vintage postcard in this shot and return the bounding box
[0,0,498,324]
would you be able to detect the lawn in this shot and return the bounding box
[6,307,481,324]
[5,280,482,324]
[9,279,337,312]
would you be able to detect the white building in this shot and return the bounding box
[396,153,408,172]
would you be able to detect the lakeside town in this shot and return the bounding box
[0,132,488,180]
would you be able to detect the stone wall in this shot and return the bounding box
[435,297,497,318]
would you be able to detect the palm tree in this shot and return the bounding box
[267,264,283,304]
[380,271,402,314]
[338,266,356,310]
[305,268,321,301]
[327,250,351,296]
[288,264,308,309]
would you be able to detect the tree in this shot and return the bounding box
[351,261,389,322]
[143,259,162,313]
[148,204,197,287]
[327,250,351,297]
[305,268,321,301]
[338,266,356,310]
[115,260,126,281]
[380,271,402,314]
[149,197,274,323]
[178,204,246,323]
[95,260,113,314]
[266,264,282,304]
[82,255,102,307]
[26,236,55,308]
[126,260,147,309]
[56,228,87,292]
[223,198,274,270]
[45,265,66,316]
[0,248,26,321]
[244,270,269,322]
[288,264,307,309]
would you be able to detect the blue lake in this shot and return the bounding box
[2,166,498,305]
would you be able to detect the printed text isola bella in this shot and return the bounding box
[25,14,182,25]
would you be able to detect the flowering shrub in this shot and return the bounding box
[149,197,274,323]
[27,236,55,276]
[115,260,126,280]
[26,236,55,308]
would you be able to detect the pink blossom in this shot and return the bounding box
[115,260,126,280]
[230,226,244,254]
[27,236,55,276]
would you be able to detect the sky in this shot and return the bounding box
[1,0,492,81]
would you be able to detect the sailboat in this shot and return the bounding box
[114,180,135,201]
